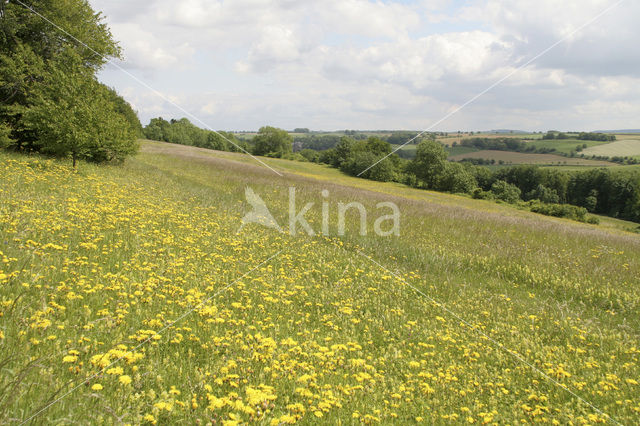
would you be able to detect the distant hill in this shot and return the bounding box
[482,129,531,134]
[593,129,640,133]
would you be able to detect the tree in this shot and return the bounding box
[299,149,320,162]
[437,162,477,193]
[406,140,448,189]
[144,117,171,141]
[252,126,292,157]
[1,0,140,164]
[20,50,137,167]
[526,184,560,204]
[0,122,14,149]
[491,180,522,203]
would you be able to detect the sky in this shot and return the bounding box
[88,0,640,132]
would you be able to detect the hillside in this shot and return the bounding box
[1,143,639,424]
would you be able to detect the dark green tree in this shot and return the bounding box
[20,50,137,167]
[406,140,448,189]
[491,180,522,203]
[1,0,140,163]
[252,126,293,157]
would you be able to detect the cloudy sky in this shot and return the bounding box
[89,0,640,132]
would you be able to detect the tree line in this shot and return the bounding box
[543,131,616,141]
[143,119,640,224]
[458,137,555,154]
[1,0,140,167]
[306,136,640,224]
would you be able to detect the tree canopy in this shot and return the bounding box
[252,126,293,157]
[0,0,139,165]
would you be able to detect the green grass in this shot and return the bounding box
[1,143,639,424]
[583,138,640,157]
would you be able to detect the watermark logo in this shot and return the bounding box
[238,187,283,232]
[238,186,400,236]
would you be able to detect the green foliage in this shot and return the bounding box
[542,131,570,140]
[20,50,138,166]
[252,126,293,157]
[295,134,341,151]
[437,162,478,193]
[318,148,338,165]
[143,117,247,153]
[491,180,522,203]
[298,149,320,163]
[385,131,427,145]
[495,166,568,203]
[577,132,615,142]
[526,184,560,204]
[406,140,448,189]
[472,188,494,200]
[341,151,396,182]
[0,121,14,149]
[529,201,588,222]
[0,0,120,69]
[0,0,140,164]
[332,136,398,182]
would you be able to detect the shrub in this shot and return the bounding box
[472,188,494,200]
[586,216,600,225]
[299,149,320,162]
[529,201,588,222]
[491,180,521,203]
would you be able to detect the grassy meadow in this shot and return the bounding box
[1,143,640,424]
[582,138,640,157]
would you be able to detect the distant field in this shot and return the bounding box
[525,138,609,154]
[390,144,479,158]
[445,145,480,156]
[583,138,640,157]
[449,150,615,166]
[540,164,640,172]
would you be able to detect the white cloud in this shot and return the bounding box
[89,0,640,131]
[109,23,195,69]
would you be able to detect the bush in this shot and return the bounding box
[283,152,308,162]
[491,180,522,203]
[299,149,320,162]
[586,216,600,225]
[472,188,494,200]
[529,201,588,222]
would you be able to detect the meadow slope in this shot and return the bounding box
[1,144,639,424]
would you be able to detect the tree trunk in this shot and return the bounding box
[72,152,77,168]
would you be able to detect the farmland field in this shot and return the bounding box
[1,143,639,424]
[582,138,640,157]
[448,150,615,166]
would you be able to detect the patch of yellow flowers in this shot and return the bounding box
[0,155,638,424]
